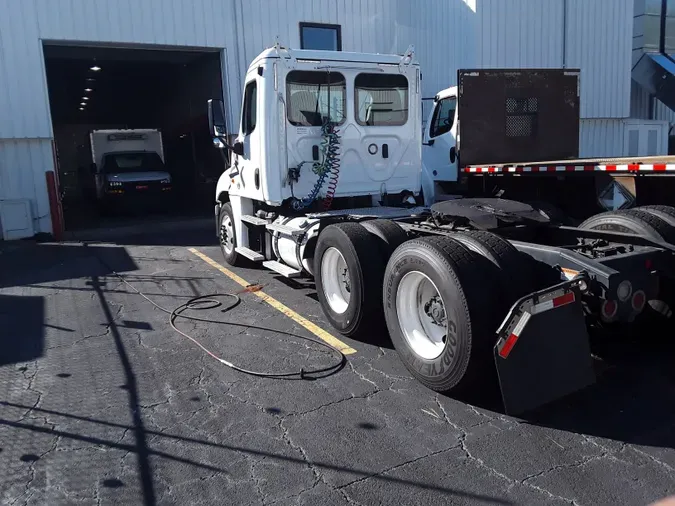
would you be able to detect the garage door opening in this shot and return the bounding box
[43,43,226,231]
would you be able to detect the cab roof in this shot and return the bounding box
[248,46,419,71]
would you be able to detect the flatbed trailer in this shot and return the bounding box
[208,46,675,415]
[424,70,675,216]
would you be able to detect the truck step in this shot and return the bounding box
[266,222,304,237]
[240,214,268,226]
[235,247,264,262]
[263,260,303,278]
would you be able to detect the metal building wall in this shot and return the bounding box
[0,0,240,236]
[475,0,633,119]
[231,0,476,101]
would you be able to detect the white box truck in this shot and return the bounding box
[89,129,173,210]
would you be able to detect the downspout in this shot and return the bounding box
[561,0,567,68]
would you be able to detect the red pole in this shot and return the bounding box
[45,170,64,241]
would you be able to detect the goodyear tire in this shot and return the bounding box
[314,223,386,337]
[579,209,675,244]
[450,230,535,307]
[383,237,501,394]
[218,202,240,266]
[362,219,409,259]
[638,205,675,238]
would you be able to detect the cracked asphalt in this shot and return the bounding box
[2,229,675,505]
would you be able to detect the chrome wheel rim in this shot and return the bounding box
[321,247,351,314]
[220,214,235,254]
[396,271,447,360]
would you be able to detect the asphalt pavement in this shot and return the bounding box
[1,229,675,505]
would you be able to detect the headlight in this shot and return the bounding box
[108,180,122,187]
[160,178,171,184]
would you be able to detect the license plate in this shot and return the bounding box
[136,185,148,190]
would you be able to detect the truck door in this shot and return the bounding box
[423,93,458,182]
[231,78,262,201]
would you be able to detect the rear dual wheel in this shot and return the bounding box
[383,237,504,394]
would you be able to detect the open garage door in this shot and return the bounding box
[43,43,227,231]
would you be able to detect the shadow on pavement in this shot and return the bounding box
[0,295,44,366]
[452,329,675,452]
[0,401,511,504]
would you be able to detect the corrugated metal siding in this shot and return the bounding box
[630,81,675,126]
[579,119,625,157]
[475,0,632,119]
[0,139,54,233]
[476,0,564,68]
[565,0,632,118]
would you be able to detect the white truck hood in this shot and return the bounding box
[106,171,171,183]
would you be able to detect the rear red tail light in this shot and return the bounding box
[632,290,646,312]
[601,299,618,320]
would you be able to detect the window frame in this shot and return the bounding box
[299,22,342,51]
[285,70,347,127]
[354,73,409,127]
[429,96,457,139]
[241,79,257,136]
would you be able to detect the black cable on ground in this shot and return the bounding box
[91,249,346,380]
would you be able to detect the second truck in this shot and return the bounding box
[208,45,675,414]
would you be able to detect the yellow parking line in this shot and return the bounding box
[188,248,357,355]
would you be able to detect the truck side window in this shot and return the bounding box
[429,97,456,138]
[355,73,408,126]
[286,71,346,126]
[242,80,257,135]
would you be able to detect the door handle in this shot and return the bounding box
[382,144,389,159]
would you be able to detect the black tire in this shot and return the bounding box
[383,237,501,394]
[638,205,675,229]
[218,202,240,266]
[579,209,675,243]
[450,230,536,307]
[362,219,409,259]
[314,223,386,337]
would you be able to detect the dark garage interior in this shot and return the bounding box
[43,44,227,231]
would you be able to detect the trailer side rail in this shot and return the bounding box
[464,162,675,174]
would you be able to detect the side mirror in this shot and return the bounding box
[90,163,97,174]
[232,141,244,157]
[207,99,227,138]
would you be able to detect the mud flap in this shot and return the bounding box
[494,276,595,416]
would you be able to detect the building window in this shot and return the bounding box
[299,23,342,51]
[242,80,257,135]
[286,71,346,126]
[355,73,409,126]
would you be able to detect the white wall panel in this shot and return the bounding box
[0,139,54,234]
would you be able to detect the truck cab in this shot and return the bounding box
[421,86,458,204]
[215,45,422,212]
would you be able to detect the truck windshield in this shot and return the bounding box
[286,71,346,126]
[102,152,165,173]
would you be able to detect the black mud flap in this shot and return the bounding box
[494,276,595,416]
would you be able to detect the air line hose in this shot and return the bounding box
[93,250,346,379]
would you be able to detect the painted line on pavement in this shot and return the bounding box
[188,248,357,355]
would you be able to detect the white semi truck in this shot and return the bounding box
[208,45,675,414]
[89,129,173,209]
